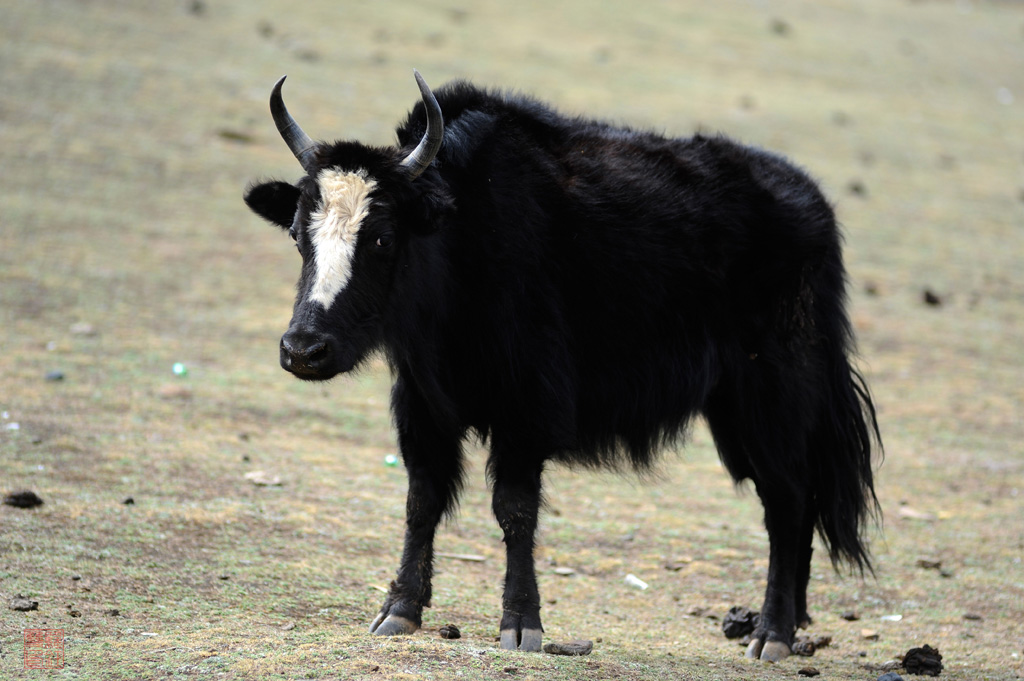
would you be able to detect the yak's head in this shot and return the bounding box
[244,71,446,381]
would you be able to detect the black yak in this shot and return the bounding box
[243,71,880,661]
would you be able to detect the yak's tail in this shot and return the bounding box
[812,333,882,574]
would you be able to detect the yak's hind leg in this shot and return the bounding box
[704,368,818,662]
[489,450,544,652]
[794,497,817,630]
[743,478,815,662]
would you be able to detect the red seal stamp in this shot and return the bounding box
[24,628,64,669]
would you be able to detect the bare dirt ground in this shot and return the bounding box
[1,0,1022,679]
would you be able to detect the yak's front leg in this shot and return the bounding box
[370,380,464,637]
[490,455,544,652]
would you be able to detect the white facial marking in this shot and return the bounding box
[307,168,378,308]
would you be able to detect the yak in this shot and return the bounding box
[243,70,880,661]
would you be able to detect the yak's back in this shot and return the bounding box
[396,81,844,466]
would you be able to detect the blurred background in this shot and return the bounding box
[1,1,1022,679]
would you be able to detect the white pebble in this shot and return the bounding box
[624,573,648,590]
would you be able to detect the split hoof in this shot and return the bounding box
[499,627,543,652]
[746,638,792,663]
[520,628,543,652]
[369,614,418,637]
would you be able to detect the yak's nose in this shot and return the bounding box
[280,328,334,378]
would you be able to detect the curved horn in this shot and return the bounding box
[399,70,444,179]
[270,75,318,174]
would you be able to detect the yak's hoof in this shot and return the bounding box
[500,627,543,652]
[369,614,419,637]
[745,638,791,663]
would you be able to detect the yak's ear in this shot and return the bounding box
[244,181,301,229]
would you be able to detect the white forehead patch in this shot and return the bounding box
[307,168,378,308]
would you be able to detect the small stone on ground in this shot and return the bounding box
[923,289,943,307]
[244,470,282,486]
[792,634,832,656]
[439,624,461,639]
[3,490,44,508]
[10,595,39,611]
[543,640,593,656]
[903,644,943,676]
[722,605,759,639]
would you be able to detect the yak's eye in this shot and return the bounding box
[376,233,394,249]
[288,227,297,241]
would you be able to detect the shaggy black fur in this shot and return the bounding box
[244,78,881,656]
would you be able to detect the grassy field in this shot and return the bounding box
[2,0,1023,679]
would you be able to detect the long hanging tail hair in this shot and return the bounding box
[811,307,882,573]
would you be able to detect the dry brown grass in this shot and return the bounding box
[2,0,1023,679]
